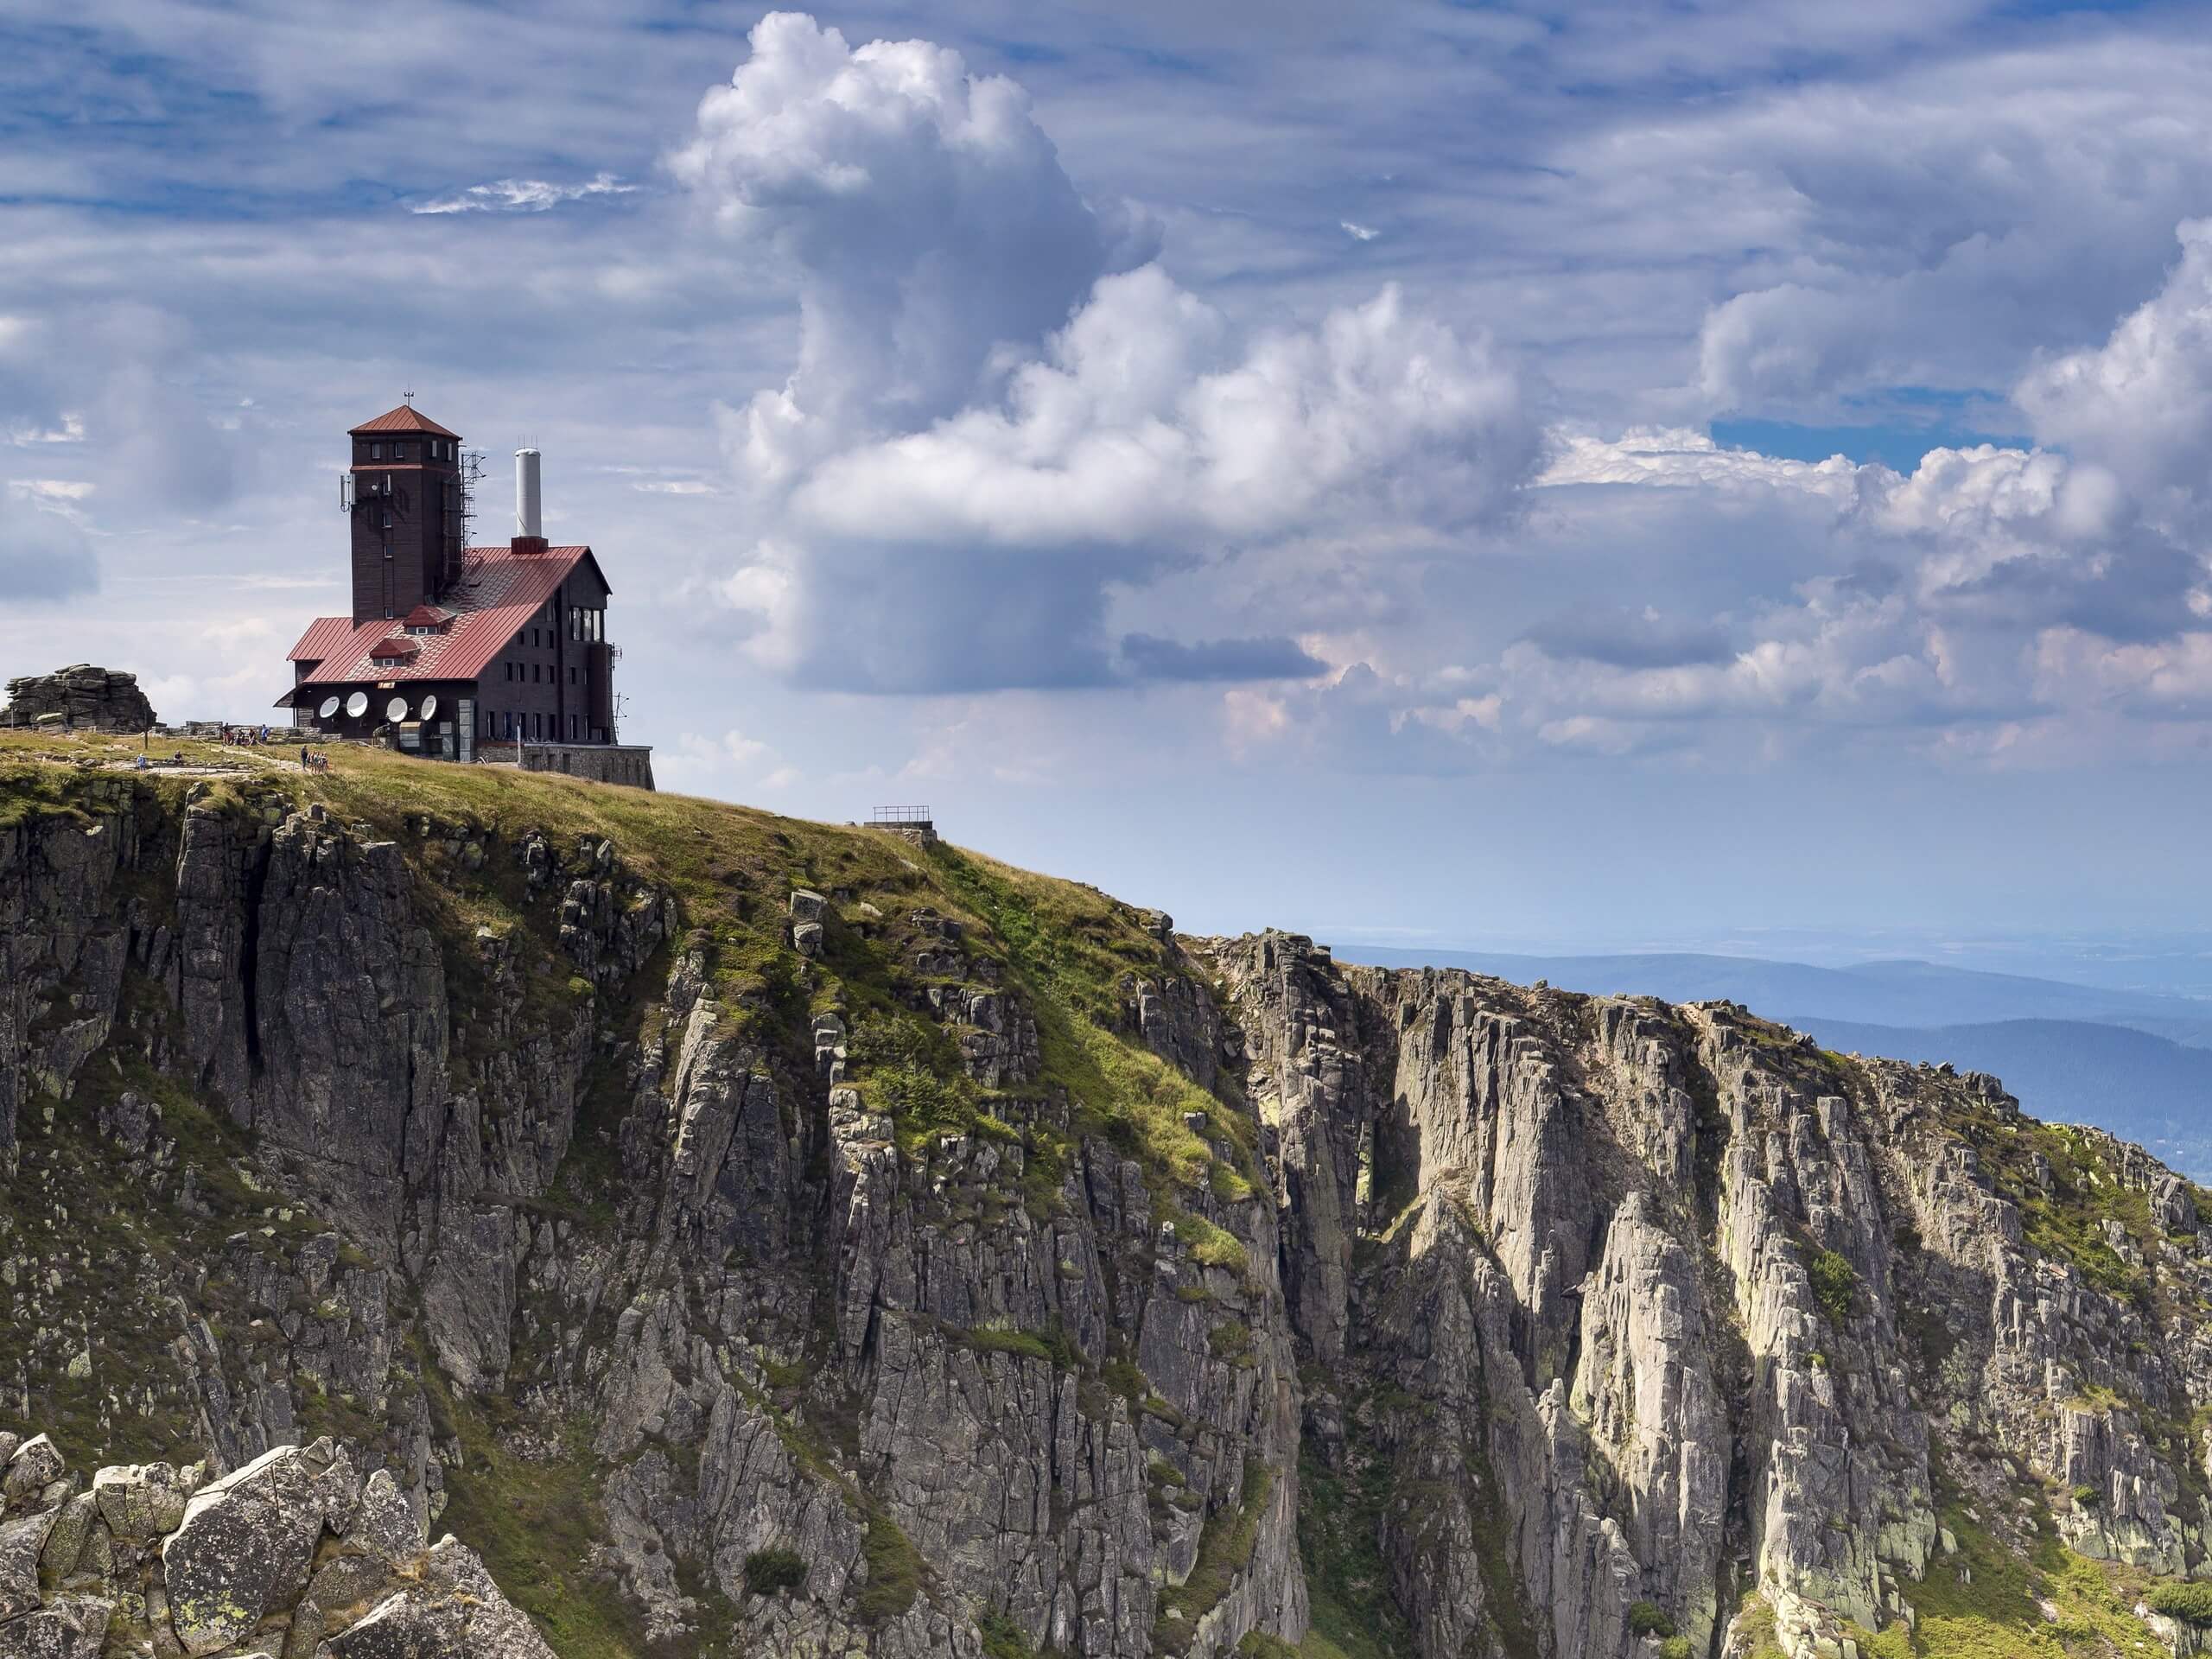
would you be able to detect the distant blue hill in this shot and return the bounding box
[1338,948,2212,1048]
[1787,1016,2212,1180]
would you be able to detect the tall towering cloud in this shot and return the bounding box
[673,14,1539,693]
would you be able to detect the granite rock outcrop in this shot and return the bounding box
[1,667,156,734]
[7,747,2212,1659]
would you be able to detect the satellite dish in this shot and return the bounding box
[385,696,408,723]
[420,694,438,720]
[345,692,368,718]
[317,696,340,720]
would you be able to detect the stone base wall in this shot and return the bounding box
[517,743,656,790]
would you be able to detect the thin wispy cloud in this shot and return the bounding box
[412,172,638,215]
[1340,219,1379,241]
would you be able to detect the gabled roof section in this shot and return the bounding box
[349,404,460,439]
[402,604,454,629]
[291,543,594,689]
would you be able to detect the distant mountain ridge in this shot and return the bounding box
[1340,945,2212,1046]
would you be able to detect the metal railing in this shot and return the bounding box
[870,805,933,825]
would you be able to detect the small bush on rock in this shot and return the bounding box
[2148,1581,2212,1626]
[1808,1249,1858,1325]
[742,1547,806,1598]
[1627,1600,1675,1637]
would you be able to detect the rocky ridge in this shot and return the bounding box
[6,734,2212,1659]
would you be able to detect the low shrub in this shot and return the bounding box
[742,1546,805,1598]
[2148,1581,2212,1626]
[1627,1599,1675,1637]
[1807,1249,1857,1325]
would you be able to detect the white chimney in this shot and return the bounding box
[515,448,543,542]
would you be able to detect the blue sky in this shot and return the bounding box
[10,0,2212,963]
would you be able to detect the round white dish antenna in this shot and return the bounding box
[420,694,438,720]
[385,696,408,723]
[317,696,340,719]
[345,691,368,718]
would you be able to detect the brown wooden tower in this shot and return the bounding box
[346,404,466,623]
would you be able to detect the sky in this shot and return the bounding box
[10,0,2212,966]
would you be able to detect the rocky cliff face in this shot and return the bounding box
[6,737,2212,1659]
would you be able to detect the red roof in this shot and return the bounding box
[282,544,597,690]
[350,404,460,439]
[401,604,454,628]
[369,635,419,661]
[287,614,358,665]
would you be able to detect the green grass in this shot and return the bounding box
[1296,1452,1417,1659]
[1155,1459,1278,1653]
[1887,1492,2171,1657]
[424,1362,659,1659]
[929,844,1257,1201]
[857,1509,924,1622]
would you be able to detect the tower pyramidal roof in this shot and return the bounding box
[348,404,460,439]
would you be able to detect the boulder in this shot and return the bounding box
[3,1439,66,1508]
[341,1472,419,1571]
[94,1462,188,1542]
[321,1592,461,1658]
[0,1593,111,1658]
[35,1492,97,1585]
[161,1444,349,1655]
[0,1507,59,1619]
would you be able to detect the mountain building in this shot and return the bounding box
[276,402,648,785]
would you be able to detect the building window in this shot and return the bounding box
[393,443,407,461]
[382,511,393,529]
[371,442,384,460]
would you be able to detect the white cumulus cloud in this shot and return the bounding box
[675,14,1540,695]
